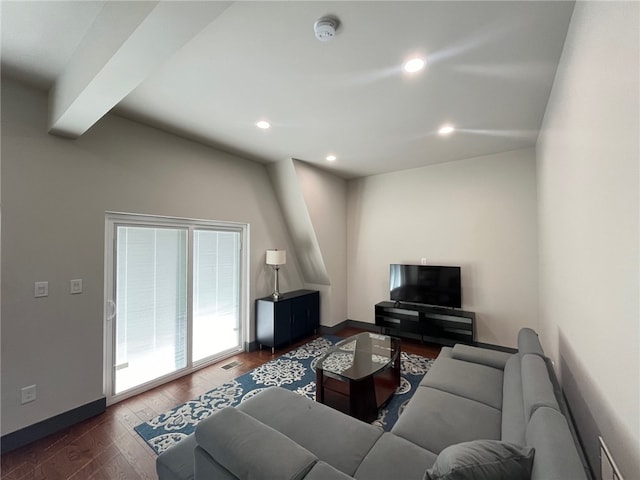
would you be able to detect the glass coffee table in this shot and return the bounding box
[315,332,401,423]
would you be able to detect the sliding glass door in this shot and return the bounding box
[105,214,246,403]
[114,226,188,394]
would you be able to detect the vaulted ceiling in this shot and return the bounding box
[1,1,574,178]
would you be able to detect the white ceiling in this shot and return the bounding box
[1,1,574,179]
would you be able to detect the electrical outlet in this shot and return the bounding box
[21,385,37,404]
[420,258,427,265]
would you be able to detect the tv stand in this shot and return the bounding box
[375,301,475,346]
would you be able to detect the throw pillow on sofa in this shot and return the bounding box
[424,440,535,480]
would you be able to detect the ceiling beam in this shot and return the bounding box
[48,1,231,138]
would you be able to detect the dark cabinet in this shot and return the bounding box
[256,290,320,353]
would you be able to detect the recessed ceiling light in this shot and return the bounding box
[326,154,337,162]
[403,57,426,73]
[438,124,455,136]
[256,120,271,129]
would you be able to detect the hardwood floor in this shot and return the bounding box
[1,328,440,480]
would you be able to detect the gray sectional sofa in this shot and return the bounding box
[157,328,589,480]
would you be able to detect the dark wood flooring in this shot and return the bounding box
[1,327,440,480]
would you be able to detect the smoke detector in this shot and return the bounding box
[314,16,339,42]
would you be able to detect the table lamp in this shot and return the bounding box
[266,249,286,299]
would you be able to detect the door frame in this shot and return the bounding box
[103,212,250,405]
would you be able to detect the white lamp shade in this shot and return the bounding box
[266,249,286,266]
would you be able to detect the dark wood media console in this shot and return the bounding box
[375,301,476,346]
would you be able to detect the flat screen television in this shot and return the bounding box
[389,264,461,308]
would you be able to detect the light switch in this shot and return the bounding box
[21,385,37,404]
[34,281,48,298]
[70,279,83,294]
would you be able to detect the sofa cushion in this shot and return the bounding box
[391,386,501,454]
[438,347,453,358]
[450,344,512,370]
[354,432,438,480]
[526,407,587,480]
[423,440,535,480]
[193,445,235,480]
[419,357,504,410]
[195,407,317,480]
[238,387,383,476]
[521,354,559,421]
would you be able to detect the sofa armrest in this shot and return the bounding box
[195,407,318,480]
[157,434,197,480]
[526,407,588,480]
[450,344,512,370]
[518,328,545,357]
[521,354,559,421]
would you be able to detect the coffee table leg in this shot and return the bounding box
[316,367,324,403]
[350,376,377,423]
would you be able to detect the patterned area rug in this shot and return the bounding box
[134,335,434,455]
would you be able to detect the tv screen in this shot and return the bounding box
[389,264,461,308]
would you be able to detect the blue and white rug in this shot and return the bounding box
[135,335,434,455]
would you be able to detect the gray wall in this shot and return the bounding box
[267,159,330,287]
[294,160,348,327]
[537,1,639,478]
[1,79,305,435]
[3,6,639,475]
[346,149,538,347]
[266,158,349,327]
